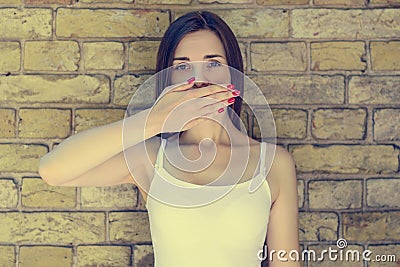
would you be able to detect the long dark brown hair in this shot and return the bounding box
[155,11,244,131]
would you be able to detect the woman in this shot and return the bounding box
[39,11,300,267]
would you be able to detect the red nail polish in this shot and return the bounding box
[227,84,235,90]
[218,107,224,113]
[187,77,195,84]
[228,97,235,104]
[232,90,240,96]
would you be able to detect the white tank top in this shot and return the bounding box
[146,138,272,267]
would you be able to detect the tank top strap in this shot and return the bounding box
[154,138,167,170]
[260,142,268,177]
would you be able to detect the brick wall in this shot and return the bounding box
[0,0,399,266]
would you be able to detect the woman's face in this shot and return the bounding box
[170,30,231,85]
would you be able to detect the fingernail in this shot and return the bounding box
[218,107,224,113]
[228,97,235,104]
[227,84,235,90]
[187,77,195,84]
[232,90,240,96]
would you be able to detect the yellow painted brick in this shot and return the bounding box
[343,212,400,241]
[0,212,105,243]
[298,180,304,208]
[371,41,400,70]
[367,178,400,208]
[307,245,364,267]
[0,0,21,3]
[21,178,76,208]
[0,109,15,138]
[251,42,306,71]
[290,145,398,174]
[109,212,151,243]
[0,179,18,208]
[134,245,154,267]
[238,42,247,70]
[0,9,52,39]
[0,144,47,172]
[75,109,125,132]
[19,109,71,139]
[0,42,20,72]
[252,75,344,105]
[113,74,155,106]
[20,246,72,267]
[292,9,400,38]
[273,109,307,138]
[0,75,110,104]
[56,9,169,38]
[81,184,137,209]
[312,108,366,140]
[367,245,400,267]
[0,246,15,267]
[137,0,191,3]
[175,9,289,38]
[370,0,400,4]
[80,0,130,3]
[309,180,362,209]
[83,42,124,70]
[349,76,400,104]
[374,109,400,141]
[314,0,365,5]
[24,41,79,71]
[128,41,159,71]
[311,42,366,71]
[256,0,308,5]
[299,212,338,241]
[77,246,131,267]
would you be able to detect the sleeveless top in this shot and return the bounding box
[146,138,273,267]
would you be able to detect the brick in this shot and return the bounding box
[0,212,105,243]
[113,75,155,107]
[0,42,20,72]
[0,144,47,172]
[0,179,18,208]
[312,109,366,140]
[290,145,398,174]
[349,76,400,104]
[0,109,15,138]
[343,212,400,241]
[239,42,247,70]
[249,108,276,140]
[24,41,79,71]
[0,9,52,39]
[0,246,15,267]
[19,246,72,267]
[137,0,191,3]
[308,180,362,209]
[0,0,21,3]
[19,109,71,139]
[109,212,151,243]
[81,184,137,209]
[292,9,400,39]
[75,109,125,133]
[83,42,124,70]
[370,41,400,70]
[77,246,131,267]
[175,9,289,38]
[21,178,76,208]
[250,42,307,71]
[311,42,366,71]
[25,0,71,4]
[299,212,338,241]
[298,180,304,208]
[79,0,130,3]
[256,0,308,5]
[374,109,400,141]
[134,245,154,267]
[0,75,110,104]
[370,0,400,5]
[367,178,400,208]
[56,9,169,38]
[314,0,365,5]
[367,245,400,267]
[251,75,344,105]
[128,41,159,71]
[307,244,364,267]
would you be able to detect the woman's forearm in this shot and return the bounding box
[38,109,159,185]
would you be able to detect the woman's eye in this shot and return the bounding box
[208,61,222,68]
[174,63,190,71]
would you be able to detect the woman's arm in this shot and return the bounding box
[266,146,301,267]
[38,109,159,186]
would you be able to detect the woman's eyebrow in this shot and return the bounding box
[172,54,225,61]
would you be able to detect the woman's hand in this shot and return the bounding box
[147,80,239,133]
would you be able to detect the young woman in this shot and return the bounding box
[39,11,300,267]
